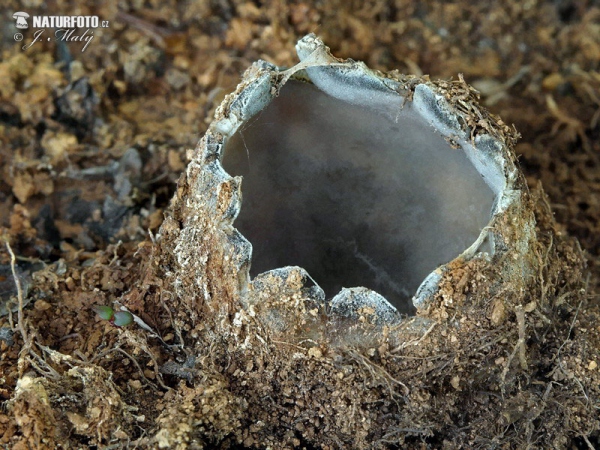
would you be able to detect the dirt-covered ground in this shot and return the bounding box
[0,1,599,449]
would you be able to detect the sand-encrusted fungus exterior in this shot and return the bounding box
[152,35,598,448]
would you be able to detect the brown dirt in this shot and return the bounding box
[0,1,599,449]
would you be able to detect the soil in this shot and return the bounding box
[0,1,599,449]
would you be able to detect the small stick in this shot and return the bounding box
[501,304,528,392]
[5,240,29,347]
[583,435,596,450]
[515,305,528,371]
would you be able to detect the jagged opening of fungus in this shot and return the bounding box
[223,80,494,313]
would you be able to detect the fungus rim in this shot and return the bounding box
[197,33,523,317]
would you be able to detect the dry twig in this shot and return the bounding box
[501,304,528,392]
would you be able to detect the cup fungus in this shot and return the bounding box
[152,34,595,448]
[168,33,531,322]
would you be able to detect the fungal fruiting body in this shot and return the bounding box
[170,33,532,322]
[152,34,595,448]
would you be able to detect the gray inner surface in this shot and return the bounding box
[222,80,494,314]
